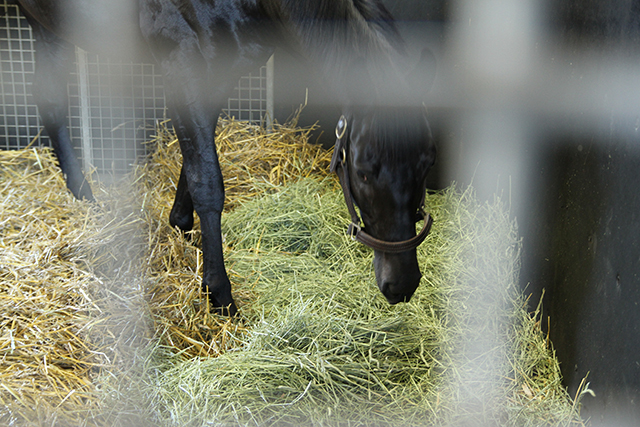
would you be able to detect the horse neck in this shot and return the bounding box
[267,0,411,104]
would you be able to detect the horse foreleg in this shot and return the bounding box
[25,12,94,201]
[169,100,236,316]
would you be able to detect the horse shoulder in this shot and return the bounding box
[141,1,274,74]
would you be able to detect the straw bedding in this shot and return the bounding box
[0,118,588,426]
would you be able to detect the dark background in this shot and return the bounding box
[272,1,640,426]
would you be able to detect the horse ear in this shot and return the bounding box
[407,48,437,98]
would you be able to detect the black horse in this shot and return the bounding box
[15,0,436,315]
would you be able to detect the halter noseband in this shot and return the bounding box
[330,115,433,253]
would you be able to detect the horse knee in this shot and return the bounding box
[188,176,226,216]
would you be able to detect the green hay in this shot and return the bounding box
[137,178,587,427]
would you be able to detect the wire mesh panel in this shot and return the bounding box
[0,0,271,176]
[0,1,41,149]
[67,51,166,175]
[226,66,268,123]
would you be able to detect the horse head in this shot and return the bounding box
[331,106,436,304]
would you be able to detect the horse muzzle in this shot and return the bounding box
[374,250,422,304]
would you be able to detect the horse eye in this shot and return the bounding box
[357,170,368,182]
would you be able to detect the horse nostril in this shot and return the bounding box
[380,279,389,292]
[380,271,421,305]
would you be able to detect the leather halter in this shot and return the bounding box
[330,115,433,253]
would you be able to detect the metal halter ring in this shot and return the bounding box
[335,115,347,140]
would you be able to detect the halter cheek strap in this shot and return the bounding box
[331,115,434,254]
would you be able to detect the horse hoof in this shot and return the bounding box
[69,178,94,202]
[78,186,94,202]
[213,301,238,317]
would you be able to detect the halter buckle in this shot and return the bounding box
[347,222,361,240]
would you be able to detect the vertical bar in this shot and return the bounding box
[75,46,93,171]
[448,0,540,420]
[266,54,274,130]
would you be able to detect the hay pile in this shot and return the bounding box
[143,181,589,426]
[0,148,149,425]
[0,117,588,426]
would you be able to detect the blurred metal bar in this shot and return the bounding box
[266,54,274,130]
[75,47,93,172]
[448,0,540,421]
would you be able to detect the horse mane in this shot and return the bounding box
[273,0,411,104]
